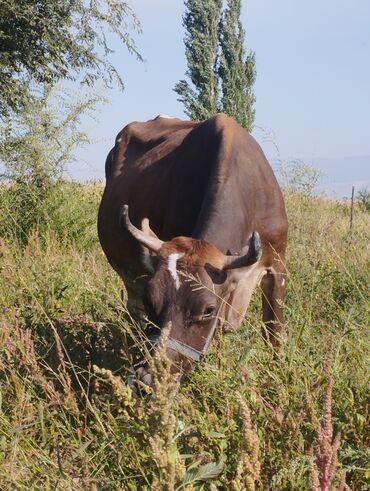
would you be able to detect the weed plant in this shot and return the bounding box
[0,181,368,490]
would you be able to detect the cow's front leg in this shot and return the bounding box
[260,262,287,347]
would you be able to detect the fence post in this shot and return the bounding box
[350,185,355,233]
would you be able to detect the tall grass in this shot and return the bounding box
[0,181,368,489]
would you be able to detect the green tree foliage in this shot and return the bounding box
[175,0,256,130]
[0,0,141,116]
[174,0,222,120]
[175,0,222,119]
[218,0,256,130]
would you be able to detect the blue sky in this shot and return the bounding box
[70,0,370,196]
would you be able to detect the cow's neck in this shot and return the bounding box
[192,184,252,254]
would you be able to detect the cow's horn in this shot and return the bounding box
[223,232,262,270]
[141,217,159,239]
[121,205,164,252]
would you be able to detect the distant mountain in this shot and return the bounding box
[313,156,370,197]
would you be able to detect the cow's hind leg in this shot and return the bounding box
[260,260,287,348]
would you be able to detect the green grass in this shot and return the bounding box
[0,181,369,490]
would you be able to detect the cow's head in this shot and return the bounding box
[122,205,262,386]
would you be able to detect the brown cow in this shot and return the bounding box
[98,113,288,385]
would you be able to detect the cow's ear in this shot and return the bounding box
[223,232,262,270]
[205,263,227,285]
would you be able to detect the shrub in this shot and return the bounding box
[357,188,370,213]
[0,86,101,245]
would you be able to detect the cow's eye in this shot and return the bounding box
[187,305,217,325]
[203,306,216,318]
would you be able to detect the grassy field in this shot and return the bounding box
[0,181,368,490]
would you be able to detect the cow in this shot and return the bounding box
[98,113,288,386]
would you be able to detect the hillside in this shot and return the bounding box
[0,181,368,490]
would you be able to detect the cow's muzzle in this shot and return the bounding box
[129,318,218,388]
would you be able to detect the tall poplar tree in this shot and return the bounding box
[175,0,256,130]
[218,0,256,130]
[174,0,222,120]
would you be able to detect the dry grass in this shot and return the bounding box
[0,181,369,489]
